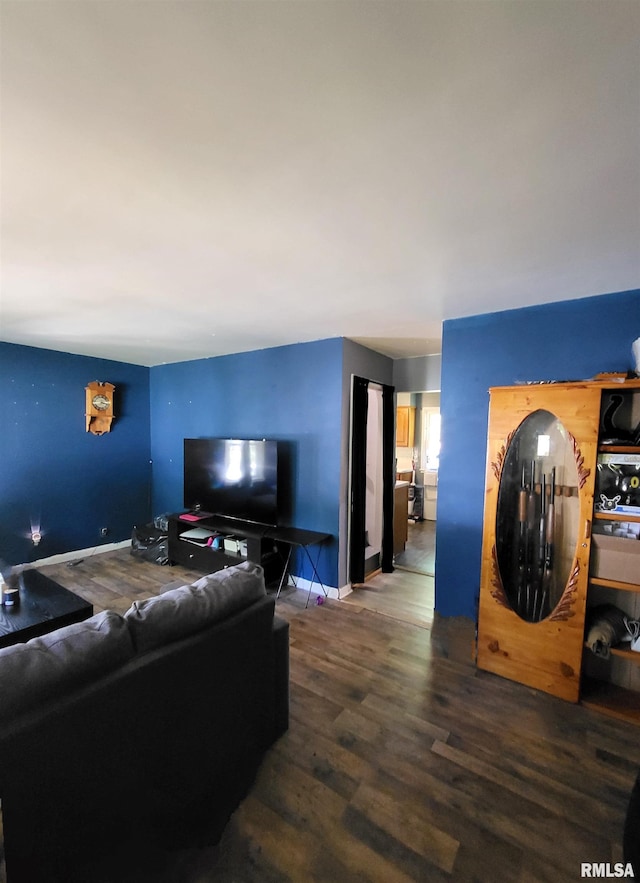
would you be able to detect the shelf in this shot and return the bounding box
[168,512,269,575]
[611,645,640,663]
[589,576,640,592]
[594,511,640,524]
[581,677,640,725]
[598,445,640,453]
[584,641,640,663]
[492,377,640,393]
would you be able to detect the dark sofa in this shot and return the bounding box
[0,561,289,882]
[624,770,640,878]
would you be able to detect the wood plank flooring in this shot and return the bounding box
[343,567,434,628]
[393,519,436,576]
[4,549,640,882]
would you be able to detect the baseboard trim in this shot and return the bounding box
[285,574,348,601]
[20,540,132,570]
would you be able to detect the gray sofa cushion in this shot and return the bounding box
[124,560,267,653]
[0,610,134,725]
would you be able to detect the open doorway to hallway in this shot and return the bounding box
[341,565,434,628]
[346,391,439,626]
[346,384,438,628]
[393,519,435,576]
[393,391,439,578]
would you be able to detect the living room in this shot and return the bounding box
[3,293,639,616]
[2,0,640,879]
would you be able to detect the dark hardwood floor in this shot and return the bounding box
[393,519,436,576]
[343,566,434,628]
[2,549,640,882]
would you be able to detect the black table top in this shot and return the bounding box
[172,513,331,548]
[265,525,331,547]
[0,569,94,649]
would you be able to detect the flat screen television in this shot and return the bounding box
[183,438,279,527]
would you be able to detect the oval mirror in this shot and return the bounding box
[495,409,580,622]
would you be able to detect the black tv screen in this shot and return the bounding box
[183,438,279,526]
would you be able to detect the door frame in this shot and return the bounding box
[348,375,396,585]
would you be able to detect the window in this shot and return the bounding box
[422,408,441,471]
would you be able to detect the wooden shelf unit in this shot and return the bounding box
[581,678,640,725]
[590,576,640,592]
[589,426,640,721]
[595,512,640,523]
[476,376,640,722]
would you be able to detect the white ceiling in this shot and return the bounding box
[1,0,638,367]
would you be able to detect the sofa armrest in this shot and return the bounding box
[624,770,640,878]
[272,615,289,738]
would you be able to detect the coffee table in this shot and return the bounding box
[0,569,93,649]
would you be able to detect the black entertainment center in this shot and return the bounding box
[168,512,280,575]
[168,438,331,598]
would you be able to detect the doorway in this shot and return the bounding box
[393,521,436,576]
[393,392,440,577]
[348,376,395,586]
[364,384,383,577]
[345,383,436,627]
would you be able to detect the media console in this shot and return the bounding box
[167,513,331,599]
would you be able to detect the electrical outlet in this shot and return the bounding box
[100,527,109,537]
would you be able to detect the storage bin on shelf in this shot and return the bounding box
[591,532,640,584]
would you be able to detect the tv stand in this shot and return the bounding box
[167,513,276,576]
[167,513,331,596]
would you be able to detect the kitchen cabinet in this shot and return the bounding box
[394,482,410,554]
[396,406,415,448]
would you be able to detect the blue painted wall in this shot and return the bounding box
[7,291,636,610]
[435,289,640,620]
[149,338,343,588]
[0,342,151,566]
